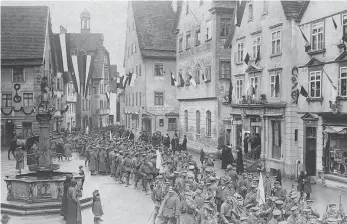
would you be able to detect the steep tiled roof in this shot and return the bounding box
[69,33,104,52]
[132,1,176,57]
[91,50,105,80]
[1,6,49,60]
[141,49,176,59]
[281,1,309,21]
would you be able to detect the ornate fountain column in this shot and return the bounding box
[36,113,53,167]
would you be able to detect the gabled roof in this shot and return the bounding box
[280,1,309,21]
[305,57,324,67]
[1,6,49,60]
[132,1,176,58]
[245,65,263,73]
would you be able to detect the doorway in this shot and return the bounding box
[225,129,231,145]
[4,120,15,145]
[236,124,242,147]
[305,126,317,176]
[142,118,151,133]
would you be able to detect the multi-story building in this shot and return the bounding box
[296,2,347,186]
[1,6,54,144]
[229,1,308,176]
[174,0,235,154]
[109,65,120,125]
[120,1,178,137]
[52,9,111,131]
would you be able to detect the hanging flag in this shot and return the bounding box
[332,17,338,30]
[299,27,309,43]
[255,49,260,64]
[84,55,92,97]
[105,93,110,102]
[235,0,247,27]
[179,73,185,87]
[171,71,178,86]
[123,76,128,88]
[128,72,133,85]
[244,53,250,65]
[323,69,337,90]
[71,56,80,94]
[275,74,280,94]
[228,79,233,103]
[257,172,266,206]
[59,33,68,72]
[130,73,137,87]
[188,70,196,87]
[300,86,308,97]
[156,149,164,171]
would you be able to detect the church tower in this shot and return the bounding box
[80,9,91,34]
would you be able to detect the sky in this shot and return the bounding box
[2,0,128,74]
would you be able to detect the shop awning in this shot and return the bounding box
[324,126,347,134]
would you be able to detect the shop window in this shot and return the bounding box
[309,71,322,98]
[168,118,177,131]
[206,110,211,136]
[340,67,347,97]
[271,120,281,159]
[184,110,188,132]
[2,94,12,107]
[22,122,32,138]
[328,130,347,175]
[196,110,200,134]
[159,119,164,127]
[13,68,25,82]
[23,93,33,106]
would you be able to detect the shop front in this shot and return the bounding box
[319,113,347,188]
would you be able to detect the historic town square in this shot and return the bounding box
[1,1,347,224]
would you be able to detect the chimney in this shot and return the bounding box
[60,25,67,34]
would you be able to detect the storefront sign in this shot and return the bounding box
[251,121,262,127]
[232,120,242,125]
[147,106,174,113]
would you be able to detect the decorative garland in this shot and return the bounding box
[1,106,36,116]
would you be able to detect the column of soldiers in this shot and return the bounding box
[51,129,346,224]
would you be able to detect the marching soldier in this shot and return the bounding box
[157,187,181,224]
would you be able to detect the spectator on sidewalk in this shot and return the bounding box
[182,135,187,151]
[200,148,205,165]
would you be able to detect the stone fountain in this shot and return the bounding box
[2,78,92,215]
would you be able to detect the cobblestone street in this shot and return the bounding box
[2,149,347,224]
[1,150,153,224]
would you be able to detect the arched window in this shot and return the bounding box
[184,110,188,132]
[206,110,211,136]
[196,110,200,134]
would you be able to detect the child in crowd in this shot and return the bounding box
[92,190,104,223]
[79,165,85,190]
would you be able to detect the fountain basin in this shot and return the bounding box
[4,171,83,204]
